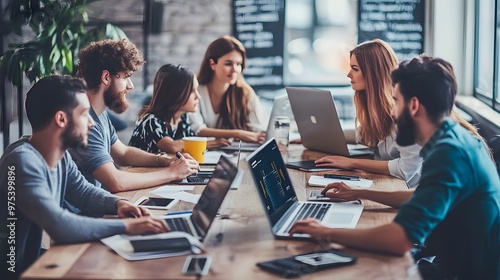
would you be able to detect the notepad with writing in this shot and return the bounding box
[308,175,373,188]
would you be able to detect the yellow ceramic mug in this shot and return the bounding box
[183,137,208,163]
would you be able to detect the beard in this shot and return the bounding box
[396,106,417,146]
[62,117,87,150]
[104,82,129,114]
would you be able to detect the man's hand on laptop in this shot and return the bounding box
[289,218,332,240]
[169,156,199,180]
[123,216,170,235]
[116,199,151,218]
[321,182,361,201]
[315,156,355,169]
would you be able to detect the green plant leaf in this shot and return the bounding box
[49,46,61,64]
[3,0,131,85]
[82,10,89,23]
[51,31,58,47]
[37,52,46,76]
[63,46,73,73]
[105,24,128,40]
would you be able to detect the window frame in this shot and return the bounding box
[474,0,500,112]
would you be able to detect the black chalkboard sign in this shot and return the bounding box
[358,0,426,61]
[232,0,285,90]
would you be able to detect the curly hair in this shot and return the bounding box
[76,39,145,90]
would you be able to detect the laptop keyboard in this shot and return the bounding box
[285,203,331,233]
[165,217,194,235]
[186,175,207,183]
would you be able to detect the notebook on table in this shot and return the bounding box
[164,156,241,241]
[246,138,364,240]
[286,87,373,157]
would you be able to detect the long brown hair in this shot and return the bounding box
[351,39,398,147]
[139,64,194,123]
[198,35,254,130]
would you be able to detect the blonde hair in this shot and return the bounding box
[351,39,398,147]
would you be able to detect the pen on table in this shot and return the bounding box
[165,210,193,216]
[323,174,361,181]
[236,140,242,161]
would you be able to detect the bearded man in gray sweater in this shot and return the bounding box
[0,75,168,279]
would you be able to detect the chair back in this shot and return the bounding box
[488,135,500,175]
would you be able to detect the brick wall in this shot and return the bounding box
[88,0,232,91]
[2,1,234,144]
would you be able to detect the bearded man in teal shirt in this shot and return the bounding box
[290,56,500,279]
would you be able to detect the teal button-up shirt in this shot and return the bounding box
[394,118,500,279]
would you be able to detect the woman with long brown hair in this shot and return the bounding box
[315,39,485,188]
[188,35,265,143]
[316,39,423,188]
[129,64,229,153]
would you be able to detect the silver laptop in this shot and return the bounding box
[219,95,294,152]
[286,87,373,157]
[164,156,241,241]
[246,138,364,240]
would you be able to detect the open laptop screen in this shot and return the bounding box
[191,156,238,236]
[247,138,297,225]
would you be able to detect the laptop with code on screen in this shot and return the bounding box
[246,138,364,240]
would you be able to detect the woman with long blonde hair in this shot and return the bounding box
[188,35,265,143]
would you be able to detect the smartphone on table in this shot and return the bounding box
[182,255,212,275]
[135,196,178,210]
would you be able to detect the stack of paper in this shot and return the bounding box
[203,151,228,164]
[150,185,201,204]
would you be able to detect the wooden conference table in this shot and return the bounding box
[22,145,420,279]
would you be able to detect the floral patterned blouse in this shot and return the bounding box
[129,113,195,153]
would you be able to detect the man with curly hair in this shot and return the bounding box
[69,39,199,193]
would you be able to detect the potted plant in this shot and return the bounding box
[0,0,128,86]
